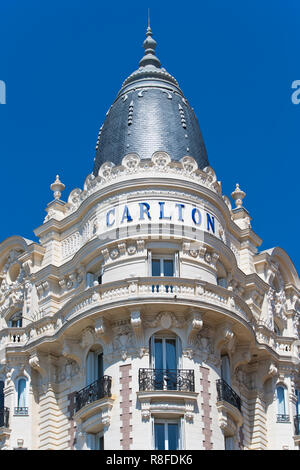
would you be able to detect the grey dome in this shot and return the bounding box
[93,26,209,176]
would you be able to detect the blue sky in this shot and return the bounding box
[0,0,299,273]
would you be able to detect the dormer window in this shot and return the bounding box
[8,313,22,328]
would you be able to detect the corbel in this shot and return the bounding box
[187,309,203,345]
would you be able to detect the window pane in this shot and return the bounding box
[154,339,163,368]
[18,379,26,408]
[165,339,176,369]
[163,260,174,277]
[225,436,234,450]
[152,260,161,276]
[165,339,177,390]
[277,387,286,414]
[168,423,179,450]
[221,355,231,386]
[154,339,163,389]
[154,423,165,450]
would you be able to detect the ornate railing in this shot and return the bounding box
[14,407,28,416]
[139,368,195,392]
[216,379,242,412]
[294,415,300,435]
[277,414,290,423]
[75,376,112,412]
[0,407,9,428]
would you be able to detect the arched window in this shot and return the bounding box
[15,377,28,415]
[276,385,289,422]
[148,332,183,391]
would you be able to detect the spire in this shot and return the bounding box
[139,16,161,68]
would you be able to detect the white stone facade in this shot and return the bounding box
[0,150,299,451]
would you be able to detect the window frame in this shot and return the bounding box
[85,349,104,386]
[153,418,183,450]
[15,376,28,416]
[149,252,179,277]
[276,384,289,422]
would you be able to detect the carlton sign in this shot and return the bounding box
[104,200,219,235]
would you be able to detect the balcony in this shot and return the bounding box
[216,379,242,412]
[277,414,290,423]
[216,379,243,435]
[139,368,195,392]
[14,407,28,416]
[73,376,114,434]
[0,407,9,428]
[137,369,198,422]
[75,376,112,412]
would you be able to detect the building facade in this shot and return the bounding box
[0,26,300,451]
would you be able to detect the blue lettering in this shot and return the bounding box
[139,202,151,220]
[207,213,215,233]
[121,205,133,223]
[192,208,202,225]
[175,203,185,222]
[106,208,115,227]
[159,201,171,220]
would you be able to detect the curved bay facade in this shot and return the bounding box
[0,26,299,451]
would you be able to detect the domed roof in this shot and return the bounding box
[93,25,209,176]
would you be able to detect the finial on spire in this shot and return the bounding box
[139,13,161,69]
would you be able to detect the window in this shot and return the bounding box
[221,355,231,386]
[224,436,234,450]
[217,278,227,288]
[86,272,95,289]
[86,349,103,386]
[8,313,22,328]
[154,419,181,450]
[276,385,289,422]
[150,334,181,390]
[152,256,174,277]
[86,433,104,450]
[15,378,28,415]
[150,254,178,293]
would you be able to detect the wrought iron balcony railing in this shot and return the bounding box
[0,407,9,428]
[294,415,300,435]
[75,376,112,413]
[139,368,195,392]
[216,379,242,412]
[277,414,290,423]
[14,407,28,416]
